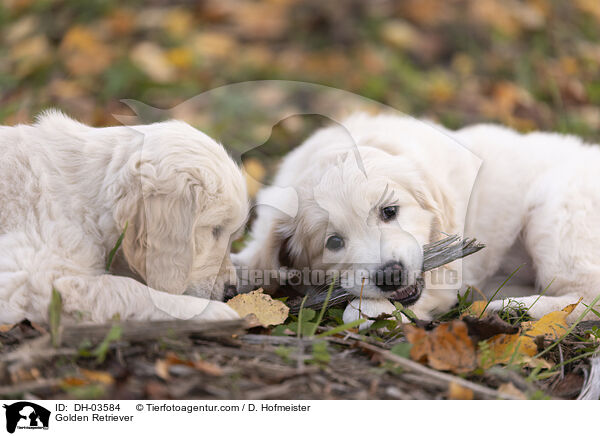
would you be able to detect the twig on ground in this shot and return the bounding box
[60,319,249,345]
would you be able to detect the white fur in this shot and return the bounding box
[236,113,600,325]
[0,111,248,324]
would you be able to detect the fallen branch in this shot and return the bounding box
[60,318,250,346]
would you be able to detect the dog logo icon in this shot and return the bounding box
[3,402,50,433]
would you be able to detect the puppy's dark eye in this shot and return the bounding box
[212,226,222,239]
[325,235,345,251]
[381,206,399,222]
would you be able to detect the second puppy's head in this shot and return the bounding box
[112,120,248,300]
[235,119,457,306]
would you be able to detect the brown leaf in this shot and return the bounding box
[405,320,478,374]
[61,376,88,387]
[447,381,474,400]
[462,314,519,342]
[157,352,224,378]
[80,369,114,385]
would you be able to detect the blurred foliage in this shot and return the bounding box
[1,0,600,142]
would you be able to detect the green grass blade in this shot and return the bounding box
[92,324,123,363]
[479,264,524,318]
[297,294,308,339]
[308,279,336,337]
[49,288,63,348]
[533,294,600,361]
[105,221,128,272]
[512,278,555,325]
[316,319,366,338]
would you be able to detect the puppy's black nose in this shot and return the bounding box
[374,261,405,293]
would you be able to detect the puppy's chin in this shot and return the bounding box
[341,276,424,306]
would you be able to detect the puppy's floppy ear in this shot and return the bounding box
[233,211,294,293]
[113,156,199,294]
[414,172,457,241]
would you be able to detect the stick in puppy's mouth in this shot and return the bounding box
[288,235,484,313]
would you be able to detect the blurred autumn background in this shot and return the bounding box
[2,0,600,142]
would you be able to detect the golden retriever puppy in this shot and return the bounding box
[0,111,247,324]
[235,113,600,326]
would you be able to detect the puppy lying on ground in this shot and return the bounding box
[0,111,247,324]
[235,113,600,326]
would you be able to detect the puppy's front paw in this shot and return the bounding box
[343,298,401,330]
[192,300,241,322]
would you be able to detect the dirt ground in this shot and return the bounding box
[1,314,597,400]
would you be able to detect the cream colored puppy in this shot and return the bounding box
[236,113,600,326]
[0,111,247,324]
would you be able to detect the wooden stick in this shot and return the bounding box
[60,318,250,346]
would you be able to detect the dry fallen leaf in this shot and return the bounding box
[155,359,170,380]
[155,352,224,379]
[447,381,474,400]
[480,299,582,368]
[405,319,478,374]
[466,300,488,318]
[61,377,88,387]
[79,369,114,385]
[226,289,289,327]
[61,369,114,386]
[498,382,527,400]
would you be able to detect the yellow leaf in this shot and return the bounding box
[527,297,582,339]
[166,47,194,70]
[60,26,112,76]
[447,381,474,400]
[465,300,488,318]
[480,299,582,368]
[226,289,289,327]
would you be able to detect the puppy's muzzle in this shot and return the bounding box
[374,261,406,293]
[373,261,423,306]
